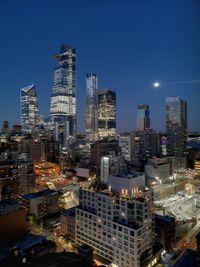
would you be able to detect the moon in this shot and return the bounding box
[153,82,160,88]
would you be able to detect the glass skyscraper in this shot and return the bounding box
[136,104,150,131]
[20,84,39,132]
[50,44,76,137]
[85,73,98,142]
[98,89,116,139]
[166,96,187,157]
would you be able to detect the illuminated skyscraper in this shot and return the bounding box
[85,73,98,142]
[166,96,187,157]
[50,44,76,136]
[20,84,39,132]
[118,132,131,162]
[98,89,116,139]
[136,104,150,131]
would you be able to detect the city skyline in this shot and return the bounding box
[0,0,200,132]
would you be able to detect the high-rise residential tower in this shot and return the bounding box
[98,89,116,139]
[136,104,150,131]
[75,174,154,267]
[85,73,98,142]
[20,84,39,132]
[50,44,76,137]
[166,96,187,157]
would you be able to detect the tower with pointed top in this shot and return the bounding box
[20,84,39,132]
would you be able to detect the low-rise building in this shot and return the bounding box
[0,234,56,266]
[61,207,76,240]
[0,199,28,246]
[145,157,170,185]
[21,189,59,219]
[173,249,200,267]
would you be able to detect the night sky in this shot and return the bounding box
[0,0,200,132]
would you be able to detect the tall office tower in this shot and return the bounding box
[90,139,125,178]
[85,73,98,142]
[131,129,159,170]
[136,104,150,131]
[75,174,154,267]
[90,139,121,170]
[166,97,187,157]
[20,84,39,132]
[118,132,131,162]
[98,89,116,139]
[50,44,76,137]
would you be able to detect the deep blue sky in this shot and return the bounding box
[0,0,200,132]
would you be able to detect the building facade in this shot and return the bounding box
[75,175,154,267]
[21,189,59,219]
[90,139,121,176]
[85,73,98,142]
[0,200,28,246]
[155,214,176,251]
[118,133,131,162]
[61,207,76,240]
[145,157,170,185]
[50,44,76,137]
[100,155,127,183]
[131,130,159,170]
[98,90,116,139]
[166,97,187,157]
[20,84,39,132]
[0,160,35,201]
[136,104,150,131]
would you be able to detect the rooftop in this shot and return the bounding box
[42,189,56,195]
[22,192,43,200]
[62,207,76,217]
[81,185,148,204]
[0,199,20,215]
[78,243,93,253]
[14,233,45,251]
[31,252,84,267]
[0,199,19,208]
[155,214,175,223]
[21,84,35,93]
[115,172,144,179]
[173,249,200,267]
[22,189,56,200]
